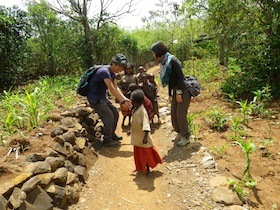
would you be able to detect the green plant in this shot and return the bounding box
[227,138,257,200]
[236,138,256,180]
[228,178,249,199]
[19,88,41,129]
[236,100,250,126]
[229,115,243,136]
[225,93,236,103]
[2,112,17,135]
[210,144,227,158]
[250,85,273,117]
[206,107,228,131]
[187,112,200,140]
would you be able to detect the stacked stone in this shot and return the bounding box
[0,100,103,209]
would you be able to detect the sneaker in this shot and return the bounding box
[172,133,182,142]
[103,140,120,147]
[112,134,123,141]
[176,136,191,146]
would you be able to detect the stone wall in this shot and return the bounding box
[0,99,102,209]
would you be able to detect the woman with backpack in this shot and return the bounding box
[87,53,132,147]
[151,42,192,146]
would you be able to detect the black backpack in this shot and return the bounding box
[183,76,201,97]
[77,65,102,96]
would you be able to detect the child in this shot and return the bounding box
[139,72,161,124]
[130,89,162,174]
[136,65,146,84]
[128,83,154,122]
[119,79,130,98]
[148,73,157,87]
[122,63,138,86]
[119,79,131,127]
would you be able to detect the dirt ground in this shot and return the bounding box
[0,66,279,209]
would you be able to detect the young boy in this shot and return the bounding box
[139,72,161,124]
[130,89,162,174]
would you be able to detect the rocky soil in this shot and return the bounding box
[0,66,279,210]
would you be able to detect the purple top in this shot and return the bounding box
[87,65,116,101]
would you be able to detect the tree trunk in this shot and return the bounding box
[81,16,95,67]
[219,35,228,67]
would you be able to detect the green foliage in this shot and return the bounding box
[0,6,32,90]
[206,107,228,131]
[236,100,250,126]
[183,58,222,82]
[212,0,280,99]
[229,115,245,137]
[210,144,227,158]
[0,75,77,146]
[236,138,256,180]
[249,85,274,117]
[227,137,257,200]
[228,178,250,200]
[187,112,200,140]
[94,25,138,65]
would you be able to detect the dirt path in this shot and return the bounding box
[68,69,222,210]
[68,115,219,210]
[68,122,175,210]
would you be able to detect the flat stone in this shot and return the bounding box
[209,175,230,188]
[37,173,54,186]
[212,187,243,205]
[9,187,26,209]
[0,194,8,210]
[12,173,33,186]
[24,161,51,175]
[20,185,53,210]
[21,176,41,192]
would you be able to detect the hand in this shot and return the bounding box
[143,138,147,144]
[176,94,183,103]
[121,99,132,111]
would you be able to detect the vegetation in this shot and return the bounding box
[0,0,279,99]
[0,75,77,146]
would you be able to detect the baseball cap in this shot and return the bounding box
[112,53,127,68]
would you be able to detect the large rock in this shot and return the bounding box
[19,186,53,210]
[45,157,65,172]
[24,161,52,175]
[9,187,27,209]
[212,187,243,205]
[53,168,68,186]
[21,176,41,192]
[0,195,8,210]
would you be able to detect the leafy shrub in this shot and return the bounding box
[206,107,228,131]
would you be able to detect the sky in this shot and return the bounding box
[0,0,178,29]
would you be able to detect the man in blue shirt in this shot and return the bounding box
[87,54,132,147]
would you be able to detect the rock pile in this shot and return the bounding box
[0,99,102,209]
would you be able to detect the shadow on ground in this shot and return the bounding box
[163,142,202,163]
[131,170,163,192]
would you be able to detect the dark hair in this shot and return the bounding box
[111,53,127,68]
[151,41,168,58]
[128,83,138,92]
[131,89,144,104]
[140,72,149,79]
[125,63,134,74]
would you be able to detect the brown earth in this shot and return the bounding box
[0,66,279,209]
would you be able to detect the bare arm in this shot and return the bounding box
[143,131,148,144]
[104,78,132,110]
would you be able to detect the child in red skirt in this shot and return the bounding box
[130,89,162,174]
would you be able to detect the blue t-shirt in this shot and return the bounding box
[87,65,116,101]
